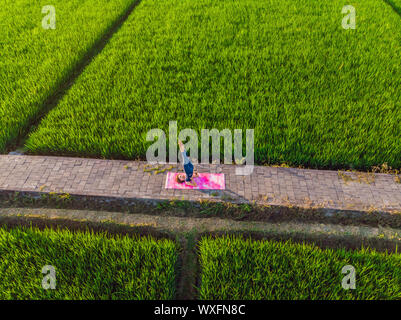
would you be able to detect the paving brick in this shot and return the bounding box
[0,155,400,213]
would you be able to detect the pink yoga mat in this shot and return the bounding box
[165,172,225,190]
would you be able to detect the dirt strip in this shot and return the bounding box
[1,207,401,242]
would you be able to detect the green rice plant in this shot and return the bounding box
[386,0,401,15]
[0,0,136,152]
[199,236,401,299]
[0,226,177,299]
[25,0,401,170]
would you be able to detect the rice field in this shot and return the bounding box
[0,0,136,152]
[387,0,401,13]
[23,0,401,170]
[199,236,401,300]
[1,225,400,300]
[0,226,177,299]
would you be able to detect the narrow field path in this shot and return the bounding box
[1,207,401,242]
[0,155,400,213]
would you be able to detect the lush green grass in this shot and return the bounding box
[25,0,401,169]
[0,226,177,299]
[387,0,401,14]
[199,236,401,299]
[0,0,136,152]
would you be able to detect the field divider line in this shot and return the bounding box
[383,0,401,17]
[9,0,142,153]
[176,231,199,300]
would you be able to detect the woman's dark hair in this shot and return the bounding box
[176,174,185,183]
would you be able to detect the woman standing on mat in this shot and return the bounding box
[176,139,199,187]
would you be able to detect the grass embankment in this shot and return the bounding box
[0,0,136,152]
[199,236,401,299]
[26,0,401,169]
[0,226,177,299]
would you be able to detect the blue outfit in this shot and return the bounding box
[182,150,194,182]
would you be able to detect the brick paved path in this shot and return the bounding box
[0,155,400,213]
